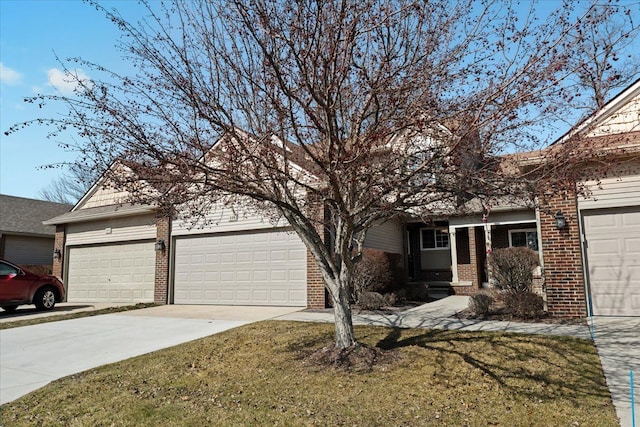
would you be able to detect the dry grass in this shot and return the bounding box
[1,321,617,426]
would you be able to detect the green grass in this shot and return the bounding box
[1,321,617,426]
[0,303,157,330]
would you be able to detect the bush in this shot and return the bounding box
[488,247,539,293]
[503,291,544,318]
[351,249,395,303]
[357,291,386,310]
[468,294,493,315]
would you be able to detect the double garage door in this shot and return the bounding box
[173,230,307,306]
[583,207,640,316]
[66,242,156,303]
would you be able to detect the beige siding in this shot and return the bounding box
[81,186,131,209]
[4,235,54,265]
[587,94,640,137]
[363,219,404,254]
[421,249,451,269]
[66,215,156,245]
[172,202,288,236]
[579,173,640,210]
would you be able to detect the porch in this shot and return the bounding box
[406,209,542,297]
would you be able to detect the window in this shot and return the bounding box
[0,261,20,276]
[508,229,538,252]
[421,228,449,250]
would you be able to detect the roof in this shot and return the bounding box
[552,78,640,145]
[0,195,72,237]
[43,203,156,225]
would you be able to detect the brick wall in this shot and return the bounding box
[540,191,586,317]
[52,225,65,280]
[154,216,171,304]
[451,285,480,296]
[458,226,480,288]
[306,250,325,308]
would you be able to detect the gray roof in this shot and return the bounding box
[43,203,156,225]
[0,195,72,237]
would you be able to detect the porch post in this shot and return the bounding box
[449,226,458,284]
[483,223,492,285]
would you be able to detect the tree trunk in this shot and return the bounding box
[330,279,357,348]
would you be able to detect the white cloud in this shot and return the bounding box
[0,62,22,85]
[47,67,92,95]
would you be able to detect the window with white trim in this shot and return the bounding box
[508,229,538,252]
[420,228,449,250]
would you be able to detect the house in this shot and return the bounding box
[0,195,72,273]
[411,78,640,317]
[44,80,639,317]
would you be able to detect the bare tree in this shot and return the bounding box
[566,1,640,113]
[38,164,97,205]
[5,0,637,349]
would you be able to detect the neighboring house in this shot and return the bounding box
[44,80,639,317]
[0,195,72,272]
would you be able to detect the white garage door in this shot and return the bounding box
[66,242,156,303]
[173,230,307,306]
[583,207,640,316]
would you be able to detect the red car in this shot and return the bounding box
[0,259,65,313]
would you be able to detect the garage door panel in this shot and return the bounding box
[67,241,155,303]
[584,207,640,316]
[174,231,307,306]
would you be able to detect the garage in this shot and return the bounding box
[66,241,156,303]
[582,207,640,316]
[173,230,307,306]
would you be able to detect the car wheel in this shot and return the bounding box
[2,305,19,313]
[34,287,57,311]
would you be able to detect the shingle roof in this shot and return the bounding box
[43,203,156,225]
[0,195,72,237]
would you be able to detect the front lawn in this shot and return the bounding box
[1,321,617,426]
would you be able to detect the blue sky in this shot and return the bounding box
[1,1,638,201]
[0,0,148,200]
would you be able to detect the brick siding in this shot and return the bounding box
[52,225,65,280]
[540,191,586,317]
[457,226,480,288]
[306,250,325,308]
[154,216,171,304]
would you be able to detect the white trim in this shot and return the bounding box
[553,79,640,145]
[449,227,458,283]
[449,219,536,229]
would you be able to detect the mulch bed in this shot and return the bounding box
[454,305,587,325]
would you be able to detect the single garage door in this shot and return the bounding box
[583,207,640,316]
[66,241,156,303]
[173,230,307,306]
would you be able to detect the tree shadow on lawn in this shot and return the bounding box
[374,327,611,404]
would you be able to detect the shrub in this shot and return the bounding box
[488,247,539,293]
[351,249,394,303]
[468,294,493,315]
[357,291,386,310]
[503,291,544,318]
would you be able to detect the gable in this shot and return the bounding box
[80,185,132,209]
[587,92,640,138]
[73,162,158,211]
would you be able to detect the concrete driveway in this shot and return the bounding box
[592,317,640,427]
[0,305,302,405]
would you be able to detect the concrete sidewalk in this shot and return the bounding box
[592,318,640,427]
[275,296,592,339]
